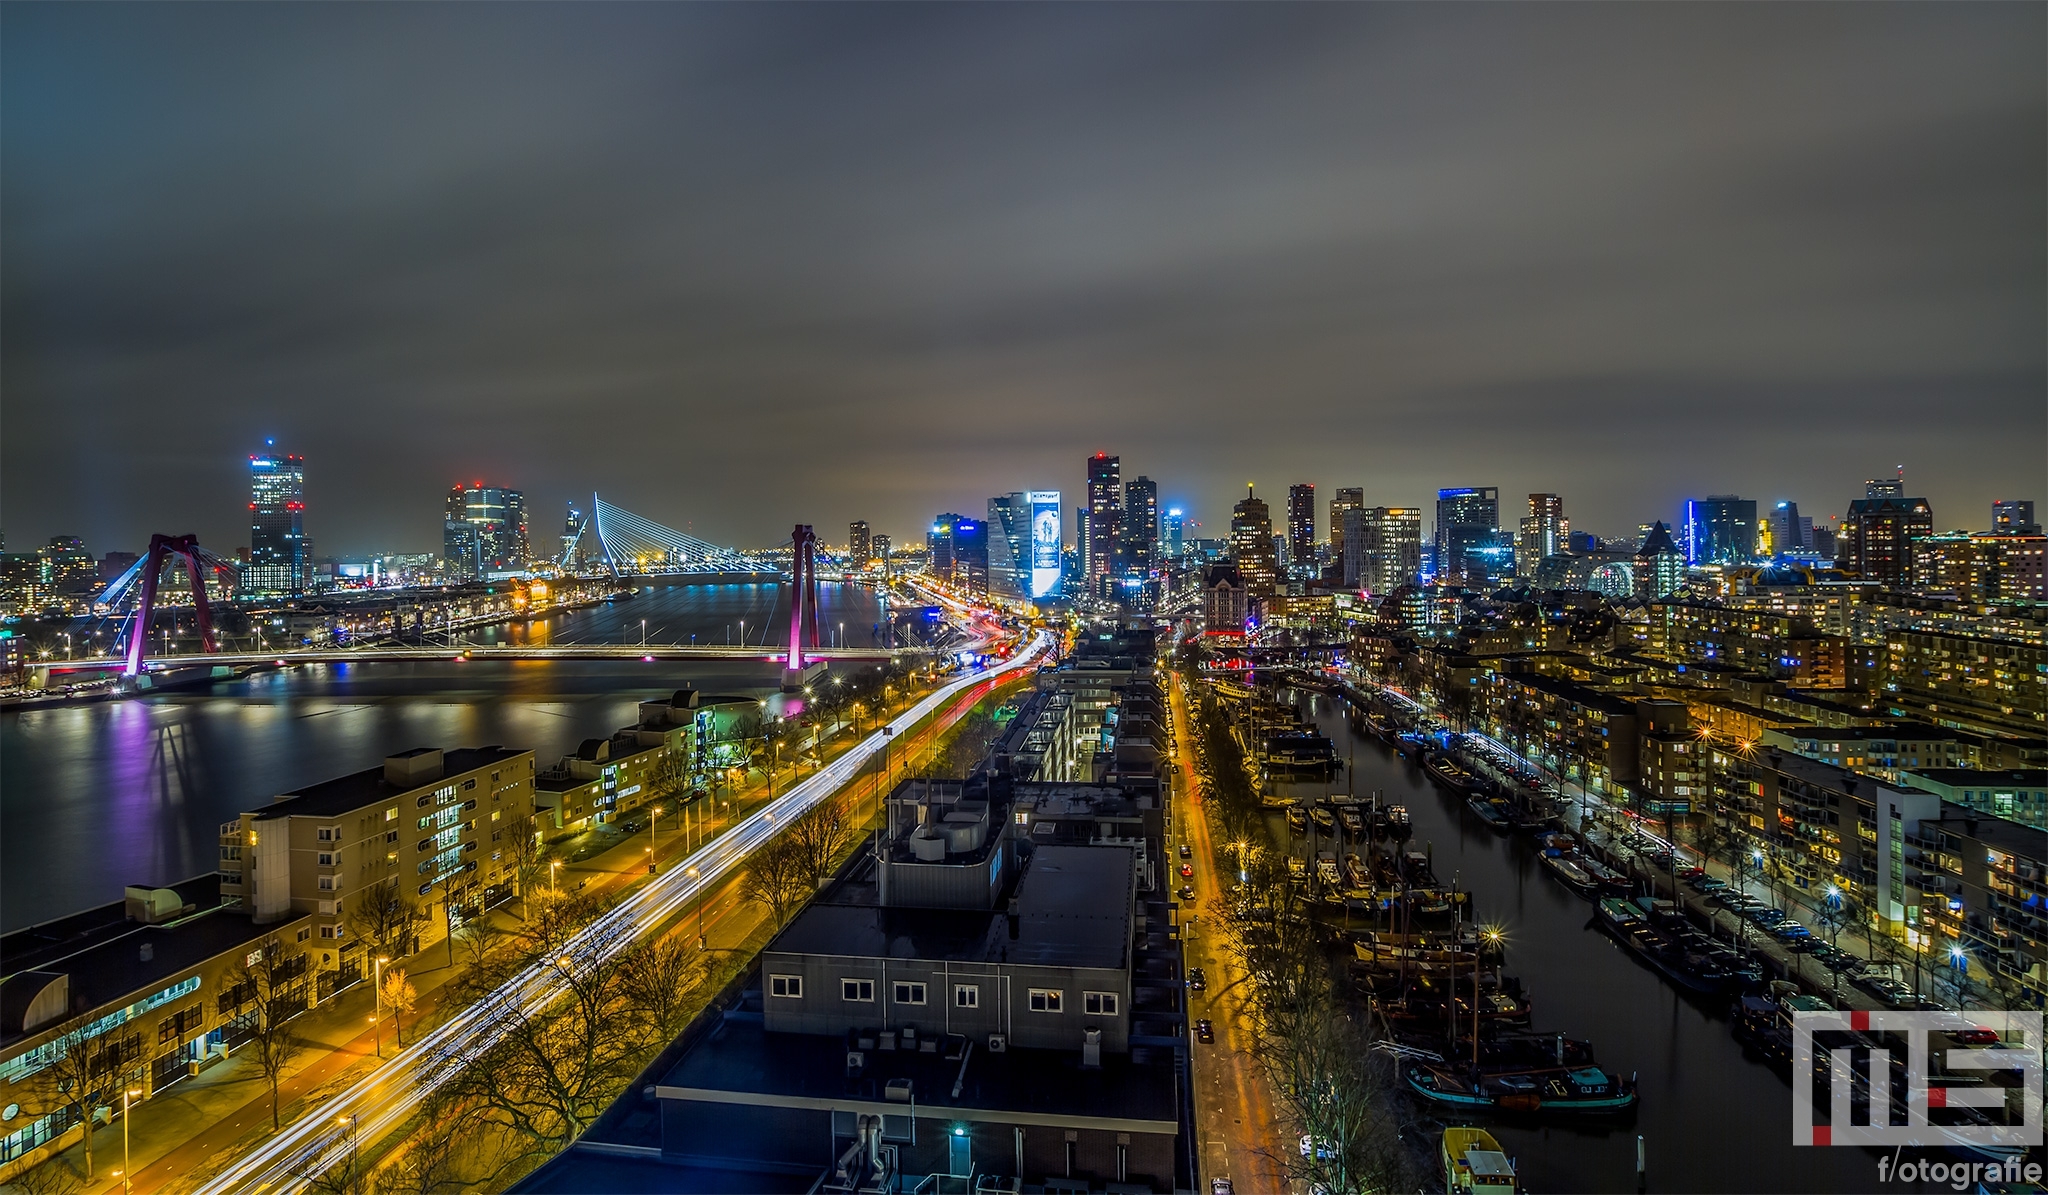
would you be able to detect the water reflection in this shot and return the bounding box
[1,583,885,930]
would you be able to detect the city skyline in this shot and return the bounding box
[4,5,2041,555]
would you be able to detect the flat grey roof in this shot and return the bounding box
[251,745,529,819]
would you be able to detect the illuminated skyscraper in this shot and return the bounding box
[986,496,1028,599]
[1084,453,1121,593]
[1346,506,1422,593]
[849,520,872,565]
[1767,501,1812,554]
[1434,487,1499,585]
[1840,488,1931,589]
[1633,521,1686,599]
[444,483,530,579]
[1230,486,1277,598]
[1328,487,1363,575]
[1162,508,1186,561]
[1515,493,1567,578]
[1286,483,1316,573]
[1681,495,1759,565]
[1121,476,1158,582]
[247,444,309,596]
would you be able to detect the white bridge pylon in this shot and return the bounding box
[563,495,759,576]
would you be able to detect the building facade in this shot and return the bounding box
[1434,487,1500,586]
[247,449,310,596]
[1682,495,1758,565]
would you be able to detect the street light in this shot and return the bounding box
[550,860,562,892]
[649,805,663,873]
[121,1086,143,1194]
[690,865,706,950]
[373,955,390,1057]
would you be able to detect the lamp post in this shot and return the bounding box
[121,1085,142,1194]
[373,955,390,1057]
[550,860,561,892]
[690,865,705,950]
[648,805,663,873]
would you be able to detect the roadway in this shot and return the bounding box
[197,630,1054,1194]
[1169,671,1290,1195]
[37,643,906,676]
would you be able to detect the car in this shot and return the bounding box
[1180,863,1195,878]
[1188,968,1207,991]
[1689,876,1728,893]
[1677,866,1706,881]
[1299,1134,1337,1161]
[1952,1027,2002,1046]
[1772,922,1811,941]
[1210,1179,1233,1195]
[1179,843,1193,859]
[1178,885,1196,901]
[1750,908,1787,926]
[1195,1019,1214,1043]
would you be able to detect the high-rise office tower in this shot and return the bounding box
[1085,453,1121,592]
[951,515,989,596]
[1993,500,2040,535]
[1866,477,1906,500]
[1230,486,1278,598]
[1434,487,1499,586]
[1681,496,1759,565]
[986,496,1027,598]
[1841,484,1932,588]
[444,484,530,579]
[1286,484,1316,572]
[560,504,586,570]
[1328,487,1363,579]
[1121,476,1158,582]
[872,534,891,578]
[1514,494,1567,578]
[1162,508,1186,562]
[1346,506,1422,594]
[849,521,872,565]
[248,445,309,596]
[927,515,959,579]
[1767,501,1812,555]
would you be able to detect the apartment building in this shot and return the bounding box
[0,876,311,1180]
[1759,723,1975,784]
[222,746,536,987]
[1894,769,2048,832]
[1882,628,2048,739]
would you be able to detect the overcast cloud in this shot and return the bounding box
[3,4,2041,554]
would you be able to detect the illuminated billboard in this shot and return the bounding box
[1027,490,1062,598]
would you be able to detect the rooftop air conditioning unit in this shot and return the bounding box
[986,1033,1007,1053]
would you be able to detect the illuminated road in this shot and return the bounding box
[36,642,905,676]
[1171,673,1289,1195]
[197,631,1053,1194]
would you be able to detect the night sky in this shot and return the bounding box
[4,4,2041,556]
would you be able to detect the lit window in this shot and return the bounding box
[771,975,803,998]
[842,979,875,1003]
[1028,988,1063,1013]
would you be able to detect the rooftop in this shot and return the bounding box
[1909,769,2047,788]
[658,1013,1177,1130]
[771,844,1135,972]
[1,877,307,1046]
[250,745,530,820]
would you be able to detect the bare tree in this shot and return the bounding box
[740,834,813,930]
[9,1154,84,1195]
[782,805,856,892]
[359,881,426,964]
[14,1008,139,1184]
[374,1095,478,1195]
[380,968,419,1046]
[615,933,704,1046]
[292,1116,370,1195]
[449,954,636,1169]
[222,936,311,1131]
[506,832,551,921]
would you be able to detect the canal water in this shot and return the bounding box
[1268,687,1890,1194]
[1,583,887,932]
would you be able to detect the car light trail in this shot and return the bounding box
[203,630,1053,1194]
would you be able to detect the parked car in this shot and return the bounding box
[1750,908,1787,927]
[1772,922,1812,942]
[1690,876,1728,893]
[1677,866,1706,881]
[1188,968,1207,992]
[1178,885,1196,901]
[1181,862,1195,878]
[1179,843,1193,859]
[1210,1179,1233,1195]
[1300,1134,1337,1161]
[1195,1019,1214,1043]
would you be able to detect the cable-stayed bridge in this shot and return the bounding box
[560,496,763,577]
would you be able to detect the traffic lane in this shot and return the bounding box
[1171,676,1288,1195]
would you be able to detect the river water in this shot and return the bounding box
[1269,687,1889,1194]
[0,583,888,932]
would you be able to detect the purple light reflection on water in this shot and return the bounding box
[2,583,889,930]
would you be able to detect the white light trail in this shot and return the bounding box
[204,631,1053,1193]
